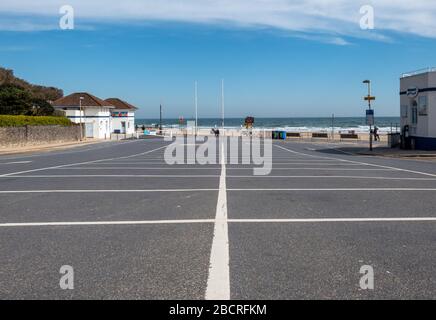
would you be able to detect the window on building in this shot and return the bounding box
[418,96,428,115]
[411,100,418,125]
[401,105,408,118]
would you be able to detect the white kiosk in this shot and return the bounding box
[400,68,436,150]
[105,98,137,135]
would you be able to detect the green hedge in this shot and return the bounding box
[0,115,73,127]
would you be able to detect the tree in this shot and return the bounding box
[0,67,63,116]
[30,98,55,116]
[0,83,33,115]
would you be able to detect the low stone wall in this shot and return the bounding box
[0,125,83,148]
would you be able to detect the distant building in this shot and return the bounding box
[105,98,138,134]
[53,92,114,139]
[400,68,436,150]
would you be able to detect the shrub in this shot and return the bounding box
[0,115,73,127]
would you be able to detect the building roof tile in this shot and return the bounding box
[105,98,138,110]
[53,92,114,108]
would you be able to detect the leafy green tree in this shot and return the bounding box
[0,83,33,115]
[30,98,55,116]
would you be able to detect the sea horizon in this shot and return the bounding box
[136,116,401,133]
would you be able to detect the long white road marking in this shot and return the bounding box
[53,167,222,170]
[0,189,219,194]
[1,217,435,228]
[206,141,230,300]
[102,159,342,163]
[69,162,364,166]
[54,167,395,171]
[0,145,168,178]
[227,167,388,170]
[68,164,362,169]
[5,175,436,181]
[0,219,215,227]
[228,218,436,223]
[2,188,436,194]
[2,175,220,178]
[275,144,436,178]
[236,162,363,166]
[0,139,139,162]
[226,176,436,180]
[0,161,32,165]
[227,188,436,191]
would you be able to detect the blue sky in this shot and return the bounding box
[1,1,436,118]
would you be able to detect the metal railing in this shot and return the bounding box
[401,67,436,78]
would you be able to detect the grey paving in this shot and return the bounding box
[229,222,436,300]
[0,224,213,299]
[0,138,435,299]
[227,141,436,300]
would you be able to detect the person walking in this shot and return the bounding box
[373,126,380,142]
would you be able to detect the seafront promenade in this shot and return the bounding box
[0,137,435,299]
[161,128,390,142]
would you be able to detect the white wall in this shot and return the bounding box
[111,110,135,134]
[59,107,112,139]
[400,72,436,138]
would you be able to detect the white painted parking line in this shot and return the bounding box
[229,162,365,165]
[69,161,185,164]
[88,161,357,166]
[226,167,386,170]
[56,167,395,171]
[275,144,436,178]
[3,188,436,194]
[228,218,436,223]
[6,175,434,180]
[1,217,434,228]
[0,219,215,227]
[226,176,436,180]
[206,141,230,300]
[0,161,32,165]
[0,189,219,194]
[0,145,168,178]
[3,175,221,178]
[227,188,436,191]
[52,167,222,170]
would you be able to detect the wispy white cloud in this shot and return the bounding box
[0,45,33,52]
[0,0,435,42]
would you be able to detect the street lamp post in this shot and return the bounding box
[363,80,373,151]
[195,81,198,138]
[79,96,84,141]
[221,79,225,131]
[159,103,162,135]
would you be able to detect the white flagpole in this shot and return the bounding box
[221,79,224,131]
[195,81,198,136]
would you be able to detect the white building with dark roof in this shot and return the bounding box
[53,92,114,139]
[105,98,138,135]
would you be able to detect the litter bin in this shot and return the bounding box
[272,131,286,140]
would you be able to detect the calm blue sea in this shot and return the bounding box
[136,117,401,133]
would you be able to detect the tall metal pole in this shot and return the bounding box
[79,97,83,141]
[195,81,198,137]
[159,102,162,135]
[363,80,373,151]
[367,81,373,151]
[221,79,225,131]
[331,113,335,141]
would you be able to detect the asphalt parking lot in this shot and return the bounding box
[0,137,435,299]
